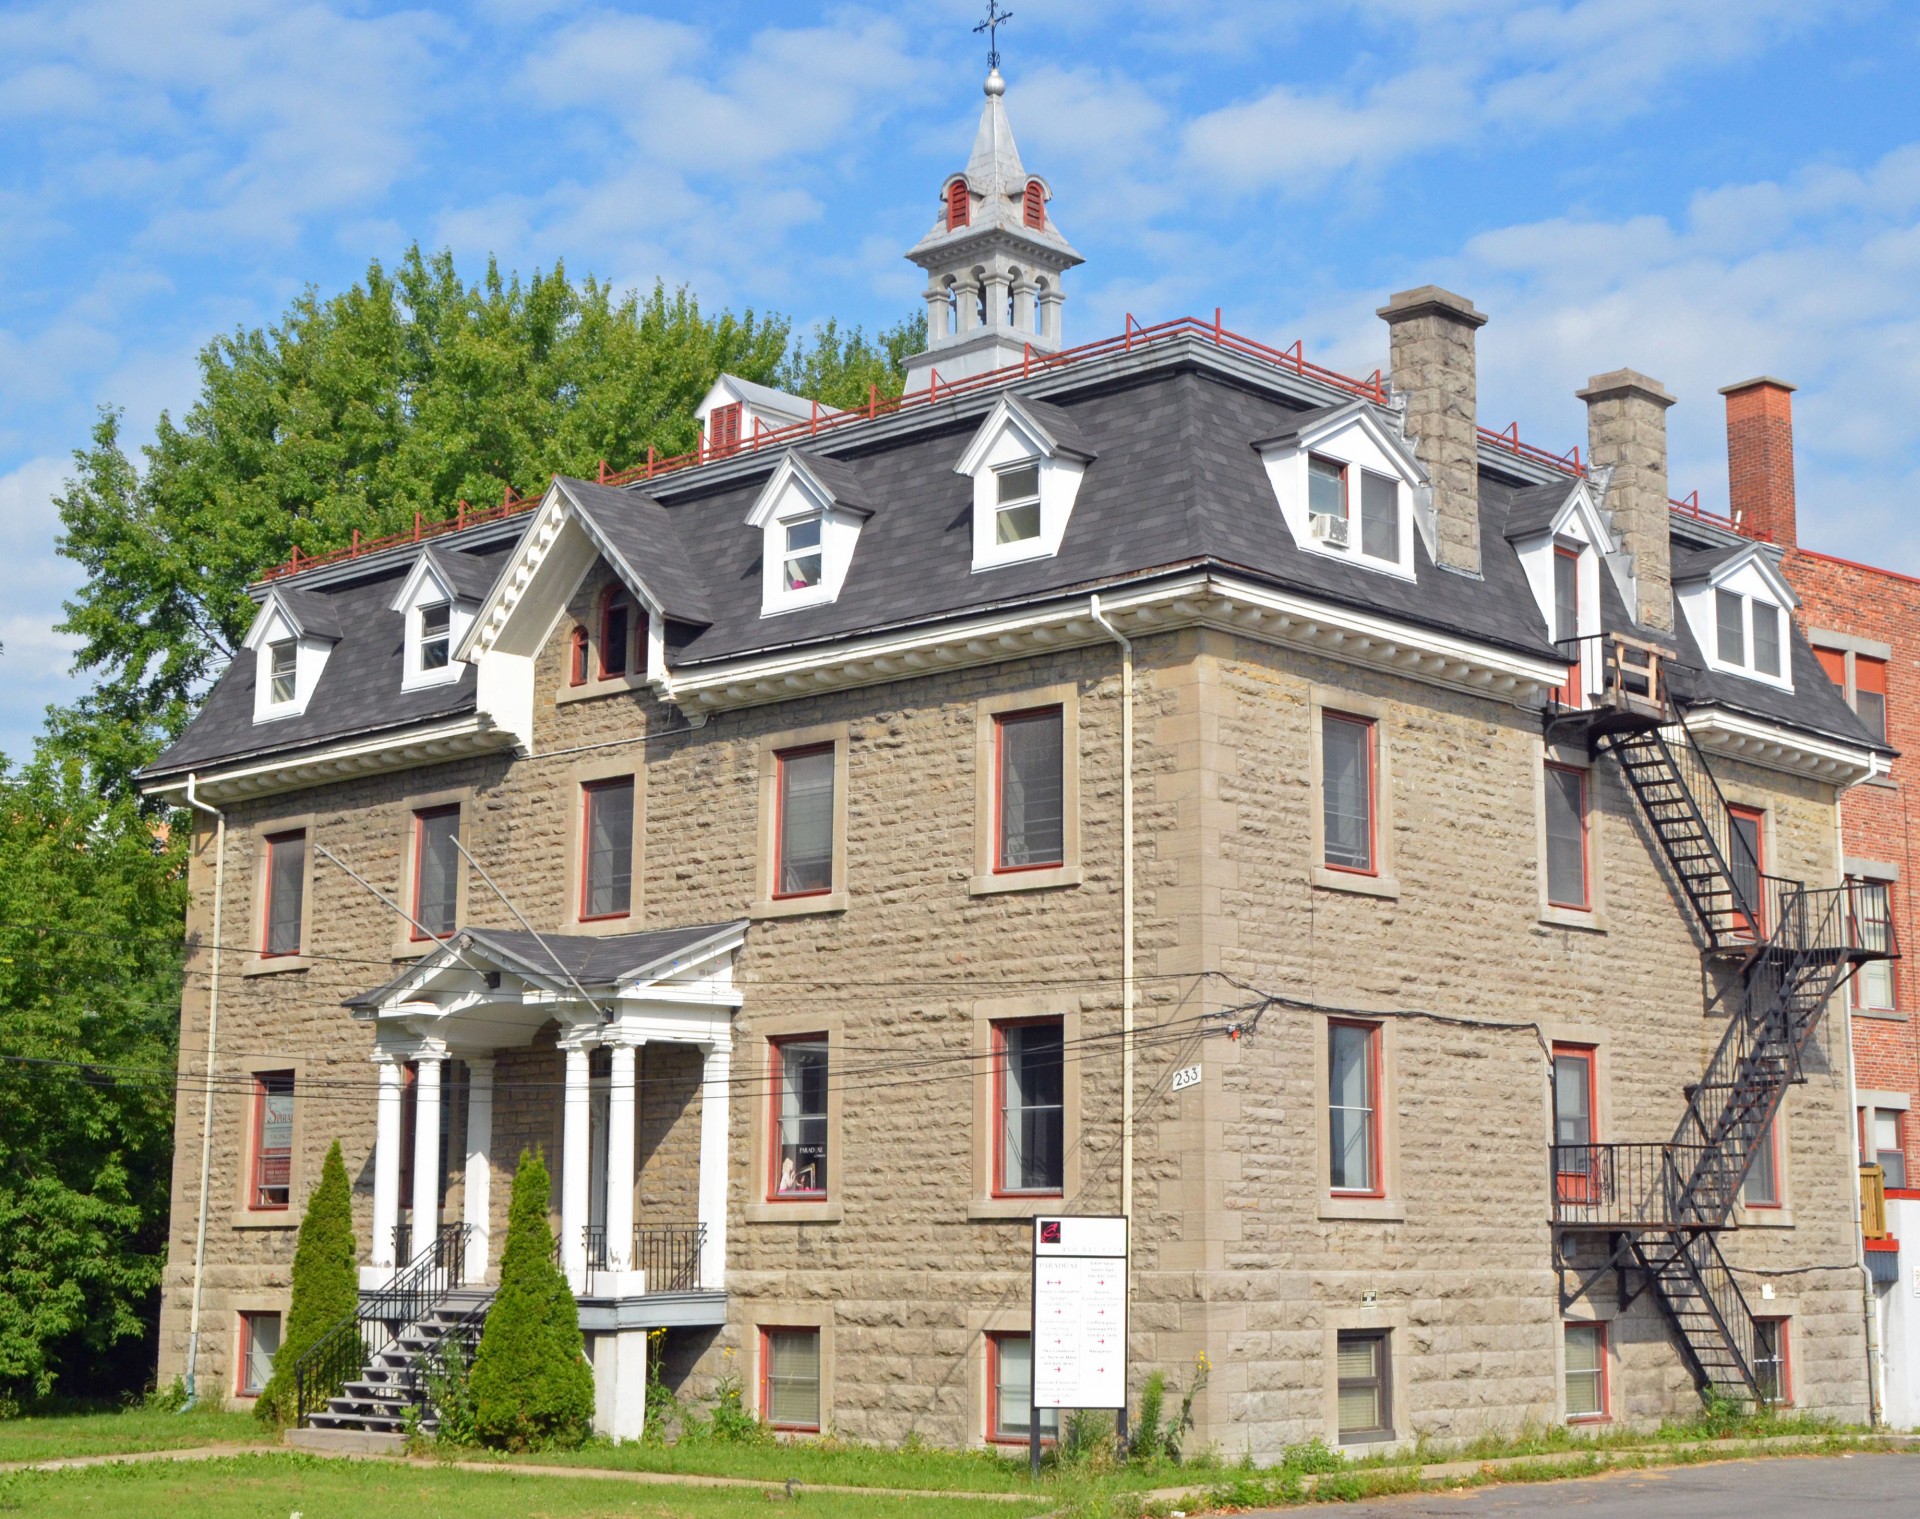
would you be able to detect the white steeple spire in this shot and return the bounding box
[900,68,1083,394]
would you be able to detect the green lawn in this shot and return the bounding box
[0,1454,1054,1518]
[0,1405,270,1465]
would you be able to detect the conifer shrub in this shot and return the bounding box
[469,1149,594,1450]
[254,1139,358,1426]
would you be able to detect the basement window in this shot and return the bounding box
[1336,1330,1392,1442]
[1564,1323,1607,1420]
[238,1311,281,1397]
[761,1327,821,1431]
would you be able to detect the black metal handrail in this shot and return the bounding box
[293,1223,469,1427]
[1550,1143,1707,1229]
[635,1223,707,1292]
[1551,632,1669,715]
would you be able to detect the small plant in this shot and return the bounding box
[143,1378,188,1414]
[425,1334,479,1448]
[1130,1371,1165,1464]
[641,1328,676,1444]
[1060,1408,1118,1471]
[707,1352,766,1445]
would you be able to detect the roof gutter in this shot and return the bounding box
[178,775,225,1410]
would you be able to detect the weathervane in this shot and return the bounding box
[974,0,1012,72]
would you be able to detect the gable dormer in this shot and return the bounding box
[390,549,482,692]
[696,375,836,459]
[241,585,341,722]
[1674,542,1797,692]
[953,393,1093,572]
[1253,400,1430,580]
[1503,480,1632,706]
[746,451,874,616]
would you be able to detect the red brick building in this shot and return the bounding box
[1723,377,1916,1422]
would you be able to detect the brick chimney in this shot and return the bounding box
[1378,286,1488,574]
[1719,377,1796,547]
[1577,369,1676,632]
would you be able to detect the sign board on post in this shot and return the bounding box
[1029,1215,1128,1474]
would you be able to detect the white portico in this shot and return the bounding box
[348,921,744,1307]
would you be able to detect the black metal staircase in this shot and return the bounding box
[1547,635,1892,1403]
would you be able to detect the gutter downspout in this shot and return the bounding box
[1836,801,1883,1427]
[180,774,226,1409]
[1088,596,1135,1224]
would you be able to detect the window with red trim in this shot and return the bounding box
[768,1035,828,1199]
[987,1332,1058,1442]
[1564,1322,1607,1420]
[568,625,590,687]
[251,1071,294,1210]
[1856,655,1888,744]
[1022,180,1045,229]
[1551,547,1581,704]
[946,178,970,229]
[1321,714,1376,874]
[598,588,635,680]
[774,745,835,897]
[709,402,743,458]
[1544,763,1590,910]
[1553,1045,1597,1204]
[237,1310,281,1396]
[994,707,1065,872]
[1850,879,1896,1011]
[1328,1020,1382,1195]
[1753,1317,1790,1405]
[760,1326,821,1430]
[993,1018,1064,1196]
[1814,645,1847,690]
[411,806,460,939]
[1743,1113,1781,1208]
[261,830,306,957]
[1727,804,1766,936]
[580,778,635,921]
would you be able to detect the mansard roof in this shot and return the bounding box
[140,337,1886,792]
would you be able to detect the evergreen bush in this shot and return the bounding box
[254,1139,358,1426]
[469,1149,594,1450]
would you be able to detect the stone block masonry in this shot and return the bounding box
[156,555,1869,1448]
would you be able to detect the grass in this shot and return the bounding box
[0,1453,1056,1518]
[0,1404,271,1465]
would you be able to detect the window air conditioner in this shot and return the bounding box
[1311,513,1350,547]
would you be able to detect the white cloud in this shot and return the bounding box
[0,455,84,760]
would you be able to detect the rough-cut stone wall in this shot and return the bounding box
[156,554,1867,1450]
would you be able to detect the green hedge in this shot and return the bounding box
[254,1139,357,1426]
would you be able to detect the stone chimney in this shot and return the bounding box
[1577,370,1676,632]
[1719,377,1797,547]
[1378,286,1488,574]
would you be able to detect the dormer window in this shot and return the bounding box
[710,402,743,459]
[1674,543,1796,692]
[1254,401,1427,581]
[947,178,970,230]
[419,604,451,672]
[995,463,1041,545]
[783,517,824,591]
[267,640,297,706]
[1360,473,1398,560]
[1023,180,1045,229]
[1307,457,1348,545]
[1717,589,1780,676]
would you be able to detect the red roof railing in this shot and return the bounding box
[1668,488,1760,538]
[263,311,1596,582]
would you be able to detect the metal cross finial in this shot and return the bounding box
[974,0,1012,71]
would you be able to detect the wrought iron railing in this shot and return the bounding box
[1670,1231,1760,1393]
[635,1224,707,1292]
[1551,1143,1707,1229]
[1550,633,1668,716]
[293,1223,468,1427]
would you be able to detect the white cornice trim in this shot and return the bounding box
[142,714,514,804]
[1682,705,1879,786]
[671,571,1567,714]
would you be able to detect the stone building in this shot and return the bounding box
[142,70,1892,1455]
[1720,377,1916,1424]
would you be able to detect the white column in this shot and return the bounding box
[372,1058,405,1268]
[410,1054,443,1253]
[696,1040,731,1292]
[605,1043,637,1272]
[462,1057,494,1282]
[562,1043,593,1282]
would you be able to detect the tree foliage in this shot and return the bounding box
[53,246,920,789]
[470,1150,594,1450]
[253,1139,358,1426]
[0,751,184,1406]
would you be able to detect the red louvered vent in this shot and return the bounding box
[1023,180,1045,229]
[947,179,971,229]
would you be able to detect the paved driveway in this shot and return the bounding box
[1237,1454,1918,1517]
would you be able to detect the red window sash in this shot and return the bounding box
[1565,1321,1610,1422]
[772,744,835,900]
[1545,762,1591,910]
[992,707,1066,874]
[1551,547,1582,706]
[759,1326,821,1432]
[986,1332,1054,1444]
[569,626,589,687]
[578,778,634,922]
[1321,713,1378,878]
[1856,656,1888,696]
[766,1034,828,1202]
[409,805,459,941]
[991,1017,1064,1199]
[250,1073,293,1211]
[1814,646,1847,689]
[1728,804,1767,937]
[1328,1018,1384,1198]
[1552,1044,1598,1205]
[260,830,304,958]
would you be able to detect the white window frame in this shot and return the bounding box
[391,556,477,691]
[242,597,333,723]
[955,395,1089,573]
[1255,404,1426,580]
[746,454,868,617]
[1676,547,1797,692]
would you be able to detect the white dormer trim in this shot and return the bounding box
[1676,543,1798,693]
[696,374,832,455]
[1255,402,1430,581]
[746,453,869,616]
[240,589,337,723]
[390,555,478,692]
[954,394,1088,571]
[1510,481,1621,706]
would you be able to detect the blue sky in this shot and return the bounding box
[2,0,1917,763]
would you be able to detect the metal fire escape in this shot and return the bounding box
[1545,635,1893,1402]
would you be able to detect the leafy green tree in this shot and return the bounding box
[53,247,918,791]
[470,1150,593,1450]
[253,1139,357,1426]
[0,750,184,1406]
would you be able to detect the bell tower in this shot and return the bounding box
[900,65,1083,394]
